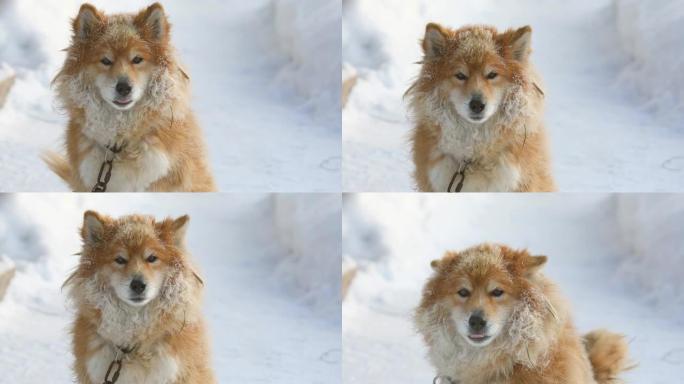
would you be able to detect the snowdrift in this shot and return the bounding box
[614,194,684,319]
[614,0,684,124]
[273,194,341,318]
[272,0,341,120]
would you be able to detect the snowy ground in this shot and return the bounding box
[0,0,340,192]
[342,0,684,192]
[0,194,341,383]
[343,194,684,383]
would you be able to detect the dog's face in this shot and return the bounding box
[69,3,171,111]
[418,23,532,124]
[78,211,192,308]
[419,244,547,348]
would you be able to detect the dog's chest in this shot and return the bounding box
[427,153,520,192]
[87,343,179,384]
[428,124,520,192]
[78,142,171,192]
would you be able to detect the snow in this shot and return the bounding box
[273,193,342,318]
[343,194,684,383]
[273,0,341,121]
[0,0,340,192]
[0,194,340,383]
[342,0,684,191]
[614,0,684,124]
[614,194,684,320]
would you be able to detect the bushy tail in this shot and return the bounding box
[41,151,79,191]
[584,329,631,384]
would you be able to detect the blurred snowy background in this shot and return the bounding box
[342,0,684,191]
[343,194,684,383]
[0,0,341,192]
[0,193,341,383]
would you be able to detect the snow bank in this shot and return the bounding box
[273,194,341,318]
[0,0,82,69]
[614,195,684,319]
[272,0,341,120]
[614,0,684,124]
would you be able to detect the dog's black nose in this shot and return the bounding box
[130,278,146,294]
[469,98,486,114]
[468,313,487,332]
[116,81,132,97]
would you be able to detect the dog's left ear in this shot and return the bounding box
[171,214,190,247]
[509,26,532,61]
[523,254,547,277]
[134,2,169,42]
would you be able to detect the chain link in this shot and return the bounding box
[91,142,126,193]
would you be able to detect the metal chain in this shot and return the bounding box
[91,142,126,193]
[447,160,471,192]
[101,344,136,384]
[102,358,122,384]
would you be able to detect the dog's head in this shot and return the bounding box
[414,23,532,124]
[74,210,200,308]
[67,3,171,111]
[419,244,547,348]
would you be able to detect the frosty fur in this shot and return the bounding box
[45,3,215,192]
[415,243,630,384]
[65,211,215,384]
[407,24,555,192]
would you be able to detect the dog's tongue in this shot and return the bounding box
[469,334,486,339]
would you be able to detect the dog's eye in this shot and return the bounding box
[114,256,127,265]
[100,58,113,66]
[455,72,468,81]
[486,72,498,79]
[457,288,470,298]
[146,255,158,263]
[491,288,504,297]
[132,56,144,64]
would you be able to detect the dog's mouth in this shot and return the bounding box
[467,333,491,343]
[468,113,485,122]
[129,296,146,304]
[113,98,133,107]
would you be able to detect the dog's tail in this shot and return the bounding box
[41,151,79,191]
[584,329,632,383]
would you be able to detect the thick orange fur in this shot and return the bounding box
[415,244,630,383]
[584,329,632,384]
[65,211,215,383]
[407,24,555,192]
[46,3,215,192]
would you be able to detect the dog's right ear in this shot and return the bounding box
[423,23,448,58]
[431,251,458,271]
[82,210,105,245]
[73,4,104,40]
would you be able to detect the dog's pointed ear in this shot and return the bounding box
[509,25,532,61]
[423,23,448,58]
[171,215,190,247]
[431,251,459,271]
[135,2,169,42]
[82,210,106,245]
[524,254,547,277]
[73,4,105,40]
